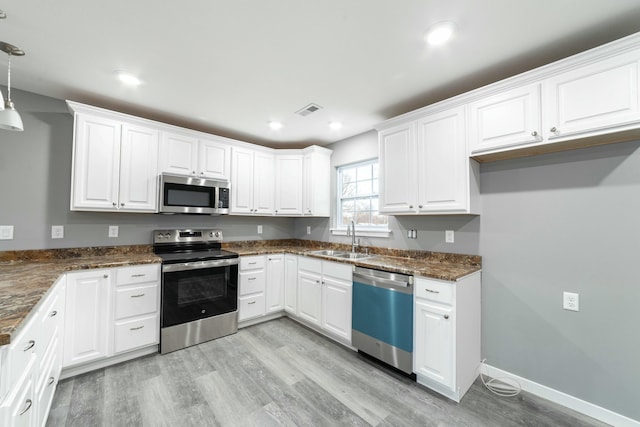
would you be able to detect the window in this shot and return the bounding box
[337,159,387,230]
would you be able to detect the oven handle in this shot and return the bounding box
[163,257,239,272]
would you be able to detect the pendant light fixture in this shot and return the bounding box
[0,41,25,131]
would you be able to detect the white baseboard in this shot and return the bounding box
[482,364,640,427]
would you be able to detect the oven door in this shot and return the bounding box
[161,259,238,328]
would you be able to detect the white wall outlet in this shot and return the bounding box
[445,230,454,243]
[563,292,579,311]
[108,225,119,238]
[306,226,311,235]
[257,225,263,234]
[51,225,64,239]
[0,225,14,240]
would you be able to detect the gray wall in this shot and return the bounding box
[0,88,294,251]
[293,130,481,255]
[480,141,640,420]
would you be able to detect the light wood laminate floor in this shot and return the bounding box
[47,317,606,426]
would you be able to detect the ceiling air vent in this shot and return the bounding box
[296,103,323,117]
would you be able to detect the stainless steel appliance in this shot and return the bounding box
[154,228,239,354]
[158,173,230,215]
[352,267,414,374]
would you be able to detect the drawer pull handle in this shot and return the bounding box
[425,288,439,294]
[23,340,35,351]
[49,310,58,317]
[248,301,256,305]
[131,293,145,298]
[131,274,146,278]
[444,314,450,319]
[248,277,256,281]
[48,376,55,386]
[248,262,257,265]
[130,326,144,331]
[19,399,32,416]
[104,274,109,278]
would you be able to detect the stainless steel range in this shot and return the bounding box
[153,229,239,354]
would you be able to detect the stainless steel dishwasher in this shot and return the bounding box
[351,267,414,374]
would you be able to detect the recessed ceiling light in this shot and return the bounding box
[268,121,283,130]
[425,21,456,46]
[329,121,343,130]
[114,70,142,86]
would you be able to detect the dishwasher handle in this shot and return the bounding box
[353,269,413,294]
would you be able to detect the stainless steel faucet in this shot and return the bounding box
[348,220,360,253]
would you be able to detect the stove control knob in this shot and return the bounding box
[209,232,214,238]
[164,233,172,239]
[214,231,220,238]
[156,234,163,240]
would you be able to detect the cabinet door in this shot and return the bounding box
[417,106,468,212]
[469,83,542,153]
[158,131,198,176]
[71,114,121,210]
[119,124,159,212]
[199,139,230,180]
[6,374,34,427]
[303,150,331,216]
[321,276,352,342]
[284,254,298,314]
[379,123,417,213]
[63,270,111,368]
[230,147,254,214]
[297,271,322,326]
[266,254,285,313]
[545,49,640,139]
[253,151,275,214]
[414,299,454,389]
[275,155,303,215]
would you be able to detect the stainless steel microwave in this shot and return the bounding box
[158,173,230,215]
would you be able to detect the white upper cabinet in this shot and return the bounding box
[231,147,274,215]
[302,147,332,217]
[469,83,542,153]
[159,132,231,180]
[274,154,303,215]
[70,111,159,213]
[379,108,479,215]
[544,49,640,140]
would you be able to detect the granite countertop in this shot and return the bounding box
[0,246,161,346]
[223,239,482,281]
[0,240,480,347]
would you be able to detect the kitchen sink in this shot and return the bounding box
[306,249,372,260]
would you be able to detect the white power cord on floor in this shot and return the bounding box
[480,359,522,397]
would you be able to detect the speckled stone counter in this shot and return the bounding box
[0,246,161,346]
[223,239,481,281]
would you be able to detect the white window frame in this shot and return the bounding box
[330,159,390,238]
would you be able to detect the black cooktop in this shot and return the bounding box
[152,229,238,264]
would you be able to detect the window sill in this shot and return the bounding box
[330,228,391,238]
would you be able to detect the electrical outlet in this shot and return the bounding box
[306,226,311,235]
[0,225,14,240]
[563,292,579,312]
[412,229,418,239]
[445,230,454,243]
[257,225,263,234]
[108,225,119,238]
[51,225,64,239]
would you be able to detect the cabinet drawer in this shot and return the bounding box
[298,256,322,274]
[239,294,265,321]
[6,314,38,396]
[240,255,265,270]
[415,278,454,304]
[115,284,159,319]
[239,271,265,296]
[38,287,64,355]
[322,261,352,282]
[36,343,58,427]
[116,264,160,286]
[114,315,159,354]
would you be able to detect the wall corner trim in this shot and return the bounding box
[481,364,640,427]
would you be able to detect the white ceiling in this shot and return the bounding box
[3,0,640,148]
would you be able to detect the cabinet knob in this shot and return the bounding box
[49,310,57,317]
[112,202,117,207]
[550,127,557,133]
[444,314,449,319]
[120,202,125,207]
[418,205,423,209]
[409,205,413,209]
[48,376,55,386]
[275,210,278,213]
[19,399,32,416]
[192,171,196,175]
[531,131,538,137]
[200,172,204,175]
[103,274,109,278]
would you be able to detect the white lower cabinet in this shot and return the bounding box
[265,254,285,313]
[0,275,66,427]
[238,255,267,321]
[283,254,298,315]
[413,273,481,402]
[297,257,353,344]
[63,264,160,370]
